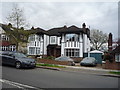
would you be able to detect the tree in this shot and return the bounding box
[5,4,30,53]
[90,29,108,50]
[4,24,31,53]
[6,4,29,29]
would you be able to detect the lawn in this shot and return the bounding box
[36,63,65,68]
[109,71,120,75]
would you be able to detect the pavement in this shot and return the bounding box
[36,63,120,78]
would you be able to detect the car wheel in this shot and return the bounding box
[15,62,21,69]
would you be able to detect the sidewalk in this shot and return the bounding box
[36,63,120,78]
[60,65,120,78]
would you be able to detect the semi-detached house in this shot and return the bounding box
[27,23,91,61]
[0,23,16,51]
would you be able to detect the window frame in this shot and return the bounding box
[50,36,56,44]
[115,54,120,62]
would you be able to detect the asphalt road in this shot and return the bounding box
[1,66,119,89]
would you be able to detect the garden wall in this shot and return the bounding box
[37,59,72,66]
[103,60,120,70]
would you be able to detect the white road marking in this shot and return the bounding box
[0,79,39,89]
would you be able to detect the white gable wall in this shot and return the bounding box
[79,33,83,57]
[0,27,5,34]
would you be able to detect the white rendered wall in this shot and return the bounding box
[83,34,88,53]
[27,34,44,55]
[43,34,48,55]
[0,27,5,34]
[57,37,61,46]
[87,38,91,52]
[61,34,65,56]
[79,33,83,57]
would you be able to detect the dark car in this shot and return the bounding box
[55,56,75,66]
[80,57,97,66]
[0,51,36,69]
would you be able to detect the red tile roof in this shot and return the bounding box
[0,41,10,46]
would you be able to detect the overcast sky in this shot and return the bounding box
[0,1,119,39]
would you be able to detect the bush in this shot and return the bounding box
[103,52,113,63]
[43,56,55,60]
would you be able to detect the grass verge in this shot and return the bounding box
[36,63,65,68]
[109,71,120,75]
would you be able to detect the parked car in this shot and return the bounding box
[80,57,97,66]
[0,51,36,69]
[55,56,75,66]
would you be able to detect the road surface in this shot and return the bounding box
[1,66,119,89]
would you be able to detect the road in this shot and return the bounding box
[1,66,119,89]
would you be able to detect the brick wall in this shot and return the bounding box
[37,59,72,66]
[103,60,120,70]
[71,57,83,63]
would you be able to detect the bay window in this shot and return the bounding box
[65,49,79,57]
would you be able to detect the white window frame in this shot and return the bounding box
[65,49,79,57]
[50,36,56,44]
[29,47,35,55]
[115,54,120,62]
[36,47,41,55]
[29,34,35,41]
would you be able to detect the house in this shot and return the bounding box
[104,33,120,70]
[27,23,91,62]
[0,23,16,51]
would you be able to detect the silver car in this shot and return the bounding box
[55,56,75,66]
[80,57,97,66]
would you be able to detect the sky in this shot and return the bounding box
[0,0,119,40]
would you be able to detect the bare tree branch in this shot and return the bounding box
[90,29,108,50]
[6,4,29,29]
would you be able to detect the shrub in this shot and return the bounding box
[103,52,113,63]
[43,56,55,60]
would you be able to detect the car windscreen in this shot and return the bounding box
[14,53,27,58]
[82,57,95,62]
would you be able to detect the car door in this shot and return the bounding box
[6,54,16,66]
[2,54,9,65]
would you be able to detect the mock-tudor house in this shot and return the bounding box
[0,23,16,51]
[27,27,49,57]
[27,23,91,61]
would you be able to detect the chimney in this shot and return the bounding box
[82,23,87,33]
[31,26,34,30]
[82,23,86,28]
[8,23,12,28]
[64,25,67,28]
[108,33,112,52]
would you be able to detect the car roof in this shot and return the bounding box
[0,51,19,54]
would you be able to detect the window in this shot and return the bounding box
[65,34,79,42]
[1,34,9,41]
[29,35,35,41]
[36,47,41,55]
[115,54,120,62]
[36,35,41,41]
[29,47,35,55]
[9,45,16,51]
[51,36,56,44]
[65,49,79,57]
[2,46,8,51]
